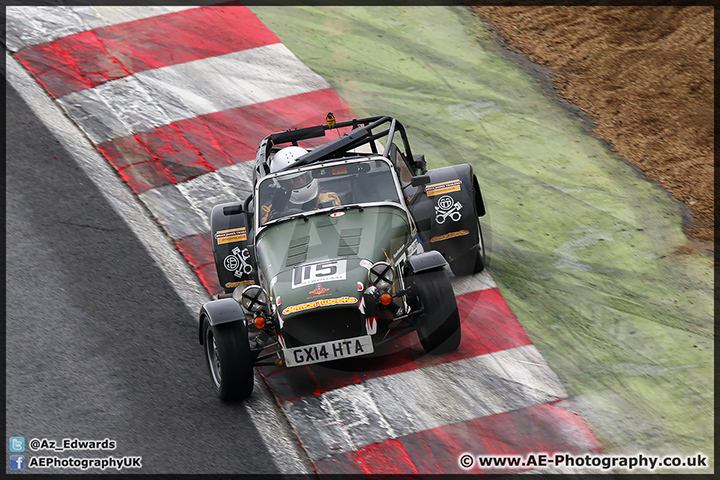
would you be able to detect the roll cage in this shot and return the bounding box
[253,115,428,185]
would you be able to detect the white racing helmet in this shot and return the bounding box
[271,146,318,205]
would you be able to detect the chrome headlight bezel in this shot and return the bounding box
[368,261,394,290]
[234,285,269,313]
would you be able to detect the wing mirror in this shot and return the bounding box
[410,175,431,187]
[243,194,254,215]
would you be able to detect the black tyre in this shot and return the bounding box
[412,267,461,354]
[448,219,486,276]
[203,318,254,402]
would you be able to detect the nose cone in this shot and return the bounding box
[275,258,369,319]
[276,260,370,348]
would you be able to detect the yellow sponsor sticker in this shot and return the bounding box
[425,179,461,197]
[430,230,469,243]
[225,280,255,288]
[215,227,247,245]
[282,296,358,316]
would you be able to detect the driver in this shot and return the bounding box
[261,146,341,223]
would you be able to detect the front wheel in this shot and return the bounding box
[204,319,254,401]
[412,267,461,354]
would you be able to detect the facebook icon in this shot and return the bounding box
[10,455,25,470]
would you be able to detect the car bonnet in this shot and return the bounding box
[255,206,411,317]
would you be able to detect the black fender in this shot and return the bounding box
[404,250,448,276]
[211,201,258,293]
[408,164,484,264]
[198,298,247,345]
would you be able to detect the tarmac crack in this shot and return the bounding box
[55,220,118,232]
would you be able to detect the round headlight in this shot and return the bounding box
[234,285,269,313]
[368,261,394,289]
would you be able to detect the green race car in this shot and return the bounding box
[199,115,487,401]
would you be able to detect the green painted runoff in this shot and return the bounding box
[252,6,713,472]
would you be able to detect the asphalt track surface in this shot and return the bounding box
[5,83,302,475]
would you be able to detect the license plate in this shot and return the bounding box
[283,335,374,367]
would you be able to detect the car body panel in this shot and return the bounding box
[210,202,256,293]
[407,164,481,264]
[255,205,412,322]
[198,298,247,344]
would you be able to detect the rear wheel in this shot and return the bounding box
[204,318,254,401]
[448,219,485,276]
[412,267,461,354]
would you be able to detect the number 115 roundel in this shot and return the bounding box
[292,258,347,289]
